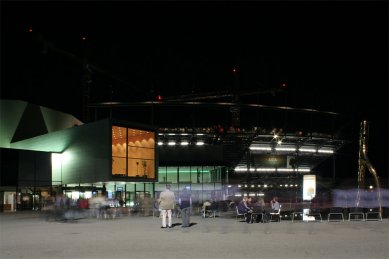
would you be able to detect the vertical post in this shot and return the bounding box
[332,153,336,183]
[33,153,37,210]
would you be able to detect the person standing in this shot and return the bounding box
[179,187,192,228]
[158,184,176,228]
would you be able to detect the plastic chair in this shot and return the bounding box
[327,207,344,222]
[236,206,246,222]
[269,204,281,222]
[348,207,365,221]
[365,208,382,221]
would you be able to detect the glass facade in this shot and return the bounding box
[101,165,227,210]
[154,165,225,206]
[111,126,156,179]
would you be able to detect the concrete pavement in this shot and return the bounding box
[0,211,388,259]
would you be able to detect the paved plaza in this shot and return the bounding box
[0,211,388,259]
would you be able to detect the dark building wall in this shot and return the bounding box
[18,150,52,187]
[0,148,51,187]
[0,148,18,186]
[158,145,223,166]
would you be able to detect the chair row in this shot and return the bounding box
[291,207,382,222]
[327,207,382,222]
[238,207,383,223]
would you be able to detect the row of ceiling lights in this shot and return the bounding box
[234,167,311,172]
[230,184,300,188]
[158,140,205,146]
[158,133,207,146]
[250,146,334,154]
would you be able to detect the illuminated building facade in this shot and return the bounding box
[0,99,346,211]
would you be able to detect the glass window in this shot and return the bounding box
[166,167,177,183]
[112,126,156,179]
[191,166,202,184]
[178,166,191,182]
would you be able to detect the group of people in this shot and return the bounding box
[157,185,282,228]
[237,196,280,223]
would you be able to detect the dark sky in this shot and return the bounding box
[1,1,388,180]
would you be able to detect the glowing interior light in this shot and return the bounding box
[168,141,176,146]
[277,168,294,172]
[196,141,204,146]
[299,148,316,153]
[275,147,296,151]
[318,149,334,154]
[256,168,276,172]
[180,141,189,146]
[235,167,247,172]
[249,146,272,151]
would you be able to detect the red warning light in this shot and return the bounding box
[156,95,163,101]
[28,27,33,33]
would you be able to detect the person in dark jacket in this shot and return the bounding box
[238,197,253,223]
[179,187,192,227]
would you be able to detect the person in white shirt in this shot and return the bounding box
[270,196,280,212]
[158,184,176,228]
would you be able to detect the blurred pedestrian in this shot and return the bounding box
[179,187,192,227]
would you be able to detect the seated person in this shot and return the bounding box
[252,198,267,223]
[270,196,280,212]
[237,197,253,223]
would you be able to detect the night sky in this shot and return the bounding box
[1,1,388,181]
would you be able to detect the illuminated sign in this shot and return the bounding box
[303,175,316,201]
[254,155,287,167]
